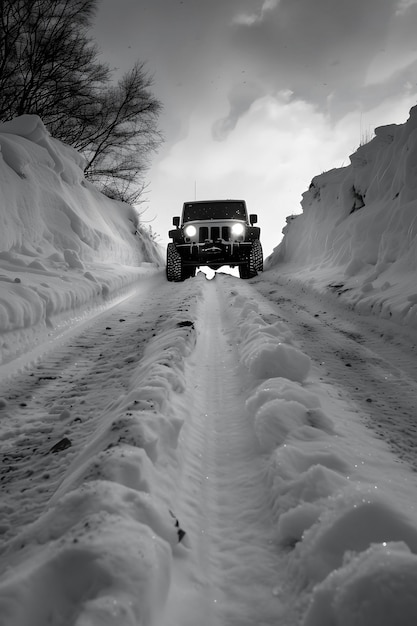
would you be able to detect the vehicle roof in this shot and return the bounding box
[182,199,246,204]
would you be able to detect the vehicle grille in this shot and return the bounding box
[199,226,231,242]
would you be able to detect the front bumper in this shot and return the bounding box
[175,241,252,266]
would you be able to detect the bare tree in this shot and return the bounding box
[0,0,163,204]
[75,62,163,204]
[0,0,108,123]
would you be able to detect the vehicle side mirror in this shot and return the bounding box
[249,214,258,225]
[173,216,180,228]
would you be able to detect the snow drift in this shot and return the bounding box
[230,287,417,626]
[0,304,196,626]
[266,105,417,329]
[0,115,163,364]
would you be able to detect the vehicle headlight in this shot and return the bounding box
[231,223,245,236]
[184,225,197,237]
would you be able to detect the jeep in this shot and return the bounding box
[166,199,263,281]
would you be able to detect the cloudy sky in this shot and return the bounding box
[93,0,417,256]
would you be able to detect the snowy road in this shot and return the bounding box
[253,274,417,470]
[0,274,172,540]
[2,271,417,625]
[161,278,284,626]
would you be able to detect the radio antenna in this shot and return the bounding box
[194,180,197,200]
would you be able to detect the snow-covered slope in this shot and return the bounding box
[266,106,417,329]
[0,116,163,364]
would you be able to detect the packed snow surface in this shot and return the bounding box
[1,112,417,626]
[2,274,417,626]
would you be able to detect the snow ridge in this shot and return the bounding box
[0,288,200,626]
[231,288,417,625]
[266,105,417,329]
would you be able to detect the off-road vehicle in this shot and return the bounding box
[166,199,263,281]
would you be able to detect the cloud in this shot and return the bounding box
[233,0,279,26]
[95,0,417,137]
[212,81,262,141]
[396,0,417,15]
[228,0,412,120]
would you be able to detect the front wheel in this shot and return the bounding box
[239,244,257,279]
[253,239,263,272]
[166,243,183,281]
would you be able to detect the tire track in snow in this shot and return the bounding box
[0,277,197,546]
[252,276,417,470]
[163,277,284,626]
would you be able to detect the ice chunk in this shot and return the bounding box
[247,377,321,415]
[298,494,417,585]
[277,502,323,547]
[63,249,84,270]
[248,342,311,383]
[304,542,417,626]
[0,512,171,626]
[52,445,155,501]
[254,398,309,451]
[268,439,349,484]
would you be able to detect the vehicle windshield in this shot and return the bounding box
[182,201,247,222]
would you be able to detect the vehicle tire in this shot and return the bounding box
[253,239,263,272]
[166,243,183,281]
[239,244,257,279]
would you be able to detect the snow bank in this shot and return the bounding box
[0,289,202,626]
[0,115,163,364]
[266,105,417,329]
[230,288,417,626]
